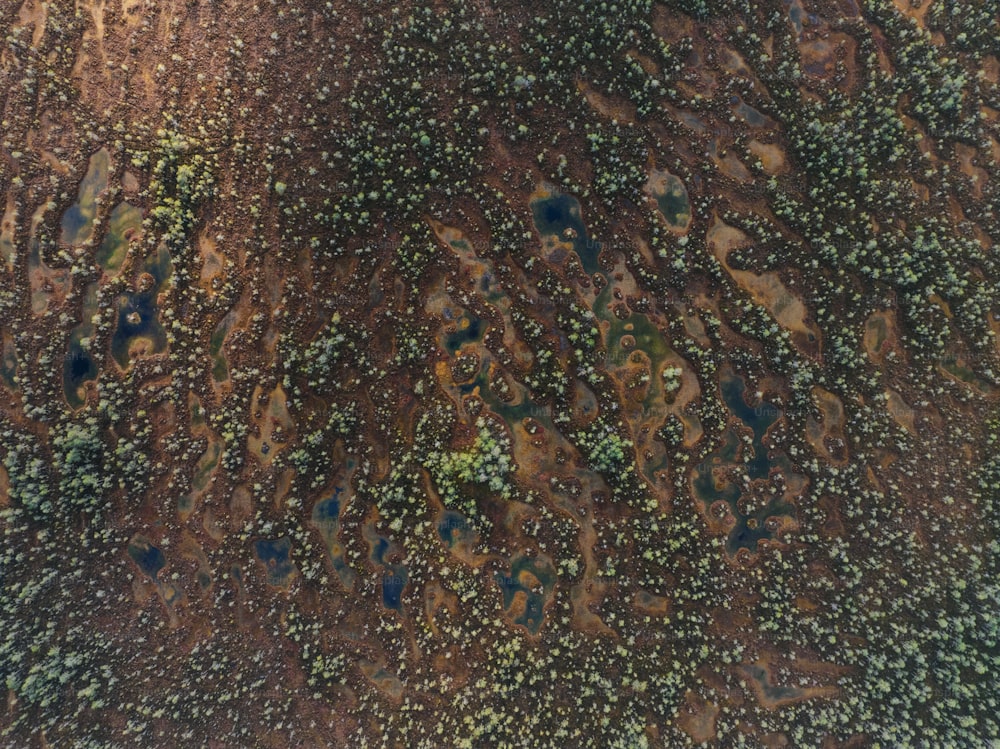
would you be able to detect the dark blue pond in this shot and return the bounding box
[720,374,780,480]
[455,356,553,432]
[691,374,794,555]
[371,537,390,566]
[531,191,602,275]
[444,315,483,354]
[312,487,342,525]
[365,530,409,611]
[0,339,16,391]
[111,246,171,368]
[311,485,358,591]
[66,342,97,383]
[437,510,476,546]
[128,537,166,580]
[381,565,408,610]
[253,537,297,587]
[495,556,556,635]
[734,98,770,128]
[64,338,98,408]
[111,288,169,368]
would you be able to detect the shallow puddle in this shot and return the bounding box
[646,167,691,232]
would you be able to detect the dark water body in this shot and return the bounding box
[495,555,556,634]
[743,664,802,701]
[366,532,408,610]
[64,198,140,403]
[128,537,166,580]
[531,191,602,275]
[381,564,408,610]
[64,278,102,407]
[61,204,92,247]
[735,100,770,128]
[437,510,476,546]
[111,245,172,368]
[311,484,357,590]
[692,374,794,554]
[784,0,804,34]
[64,342,98,408]
[253,537,297,587]
[658,191,689,227]
[371,536,390,566]
[313,487,342,524]
[111,288,169,367]
[655,179,691,229]
[444,315,483,354]
[457,356,554,433]
[804,60,829,77]
[64,284,99,409]
[727,495,795,556]
[720,374,780,480]
[1,338,17,390]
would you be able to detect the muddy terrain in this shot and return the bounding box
[1,0,998,746]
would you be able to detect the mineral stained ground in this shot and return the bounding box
[1,0,999,746]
